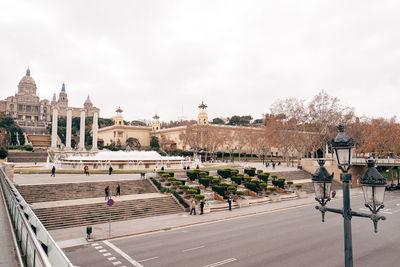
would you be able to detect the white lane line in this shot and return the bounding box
[108,257,117,261]
[203,258,237,267]
[94,246,103,249]
[91,243,99,246]
[112,261,122,265]
[103,240,143,267]
[99,249,107,253]
[137,256,159,263]
[182,245,205,252]
[103,253,112,256]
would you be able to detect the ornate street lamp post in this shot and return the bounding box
[313,125,387,267]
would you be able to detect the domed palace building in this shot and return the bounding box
[0,68,100,148]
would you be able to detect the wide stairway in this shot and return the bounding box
[27,134,51,148]
[7,151,48,163]
[16,180,157,203]
[34,196,182,230]
[16,179,184,230]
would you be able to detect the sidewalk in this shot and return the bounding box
[0,191,19,267]
[55,188,363,249]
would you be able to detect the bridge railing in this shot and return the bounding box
[0,168,73,267]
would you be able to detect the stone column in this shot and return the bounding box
[66,108,72,149]
[92,111,98,150]
[79,109,85,150]
[51,108,58,148]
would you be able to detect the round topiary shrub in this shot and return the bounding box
[243,177,252,183]
[220,182,229,187]
[199,178,211,188]
[0,147,8,159]
[295,184,303,189]
[244,183,257,192]
[162,173,170,178]
[287,181,293,185]
[187,189,197,195]
[168,177,177,182]
[259,182,267,189]
[195,194,205,200]
[180,185,190,190]
[235,190,244,195]
[257,170,263,174]
[258,174,269,182]
[271,175,278,180]
[231,176,242,185]
[268,187,276,192]
[173,181,183,186]
[227,185,237,191]
[212,178,221,184]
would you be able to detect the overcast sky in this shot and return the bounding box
[1,0,399,122]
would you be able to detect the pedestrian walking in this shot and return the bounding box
[228,195,233,211]
[332,190,336,198]
[105,186,110,200]
[272,163,276,169]
[161,166,164,171]
[51,166,56,177]
[189,199,196,215]
[200,199,205,215]
[108,166,113,175]
[116,184,121,197]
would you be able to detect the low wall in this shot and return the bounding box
[300,158,364,187]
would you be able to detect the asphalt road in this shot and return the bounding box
[65,191,400,267]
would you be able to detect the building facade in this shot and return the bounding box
[0,68,99,124]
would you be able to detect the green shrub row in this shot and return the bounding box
[244,168,256,177]
[150,178,189,208]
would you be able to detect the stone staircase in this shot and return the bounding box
[27,134,51,148]
[34,196,182,230]
[16,180,157,203]
[7,151,48,163]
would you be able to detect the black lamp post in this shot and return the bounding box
[313,125,387,267]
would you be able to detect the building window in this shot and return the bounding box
[18,115,22,119]
[26,106,31,112]
[10,104,14,111]
[35,106,39,113]
[26,116,31,120]
[34,116,39,121]
[18,105,23,111]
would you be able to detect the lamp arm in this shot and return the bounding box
[315,206,343,222]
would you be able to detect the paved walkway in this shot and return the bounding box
[54,188,363,249]
[32,193,165,209]
[0,191,19,267]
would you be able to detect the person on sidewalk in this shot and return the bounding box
[200,199,205,215]
[51,166,56,177]
[116,184,121,197]
[228,194,233,211]
[108,166,113,175]
[105,186,110,200]
[84,165,89,176]
[189,199,196,215]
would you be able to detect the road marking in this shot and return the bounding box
[108,257,117,261]
[99,249,107,253]
[103,240,143,267]
[203,258,237,267]
[181,230,189,233]
[182,245,205,252]
[91,243,99,246]
[103,253,112,256]
[94,246,103,249]
[137,256,159,263]
[112,261,122,265]
[396,204,400,206]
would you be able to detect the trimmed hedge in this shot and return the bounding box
[161,173,170,178]
[259,182,268,189]
[268,187,276,192]
[168,177,177,182]
[244,183,257,192]
[212,185,226,197]
[230,170,239,176]
[235,190,244,195]
[195,194,205,200]
[244,168,256,177]
[258,174,269,182]
[199,178,211,188]
[180,185,189,190]
[243,177,252,183]
[187,171,199,181]
[150,178,189,208]
[295,184,303,189]
[212,178,221,185]
[227,185,237,191]
[287,181,293,185]
[272,179,285,189]
[167,172,174,177]
[231,176,242,185]
[173,181,183,186]
[187,189,198,195]
[217,169,233,178]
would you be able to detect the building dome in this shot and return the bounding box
[84,95,93,109]
[18,68,37,94]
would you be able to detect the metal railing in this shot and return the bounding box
[0,168,73,267]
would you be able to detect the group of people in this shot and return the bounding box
[189,194,234,215]
[265,160,280,169]
[105,184,121,200]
